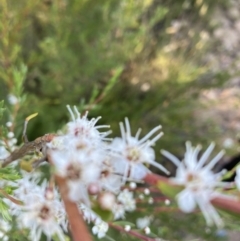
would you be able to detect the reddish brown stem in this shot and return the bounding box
[109,223,156,241]
[144,173,240,214]
[211,196,240,213]
[55,176,93,241]
[144,173,169,185]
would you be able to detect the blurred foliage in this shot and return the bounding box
[0,0,235,240]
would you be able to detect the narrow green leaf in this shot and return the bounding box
[112,221,135,228]
[157,181,183,199]
[0,167,21,181]
[0,199,11,221]
[89,85,100,104]
[0,100,5,120]
[102,66,124,96]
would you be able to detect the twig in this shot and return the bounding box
[109,223,156,241]
[0,189,23,205]
[144,173,240,214]
[144,173,169,185]
[55,175,93,241]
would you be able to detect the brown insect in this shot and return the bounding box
[1,113,56,168]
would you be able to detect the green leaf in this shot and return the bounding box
[112,221,135,228]
[92,206,113,221]
[12,63,28,97]
[221,209,240,219]
[0,198,11,221]
[157,181,183,199]
[145,231,160,238]
[89,85,100,104]
[0,100,5,120]
[0,125,8,139]
[102,66,124,96]
[0,167,21,181]
[221,164,240,181]
[52,233,70,241]
[3,185,18,195]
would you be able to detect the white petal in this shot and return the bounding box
[130,163,149,180]
[196,192,224,228]
[177,189,196,213]
[204,150,225,171]
[147,159,170,175]
[161,150,181,167]
[197,143,215,168]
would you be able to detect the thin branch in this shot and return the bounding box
[0,189,23,205]
[109,223,156,241]
[144,173,170,185]
[211,196,240,213]
[144,173,240,214]
[55,175,93,241]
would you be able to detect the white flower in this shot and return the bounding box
[9,138,17,146]
[6,122,12,128]
[7,94,19,105]
[164,199,171,205]
[136,216,151,229]
[49,135,105,185]
[144,227,151,234]
[17,193,66,241]
[48,106,114,205]
[117,189,136,212]
[92,218,108,239]
[51,150,101,204]
[10,173,67,239]
[66,105,111,145]
[144,188,150,195]
[110,118,169,181]
[139,194,144,200]
[112,203,125,220]
[98,192,116,210]
[129,182,137,189]
[99,158,123,193]
[12,171,43,202]
[223,138,234,149]
[148,197,154,204]
[161,142,227,227]
[124,225,131,231]
[7,132,14,139]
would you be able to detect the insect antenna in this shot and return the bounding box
[22,113,38,143]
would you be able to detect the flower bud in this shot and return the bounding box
[98,192,116,210]
[88,183,101,195]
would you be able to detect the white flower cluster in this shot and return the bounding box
[0,105,167,241]
[7,172,67,241]
[1,105,240,241]
[111,189,136,220]
[45,106,167,238]
[47,106,166,204]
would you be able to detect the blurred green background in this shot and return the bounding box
[1,0,240,240]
